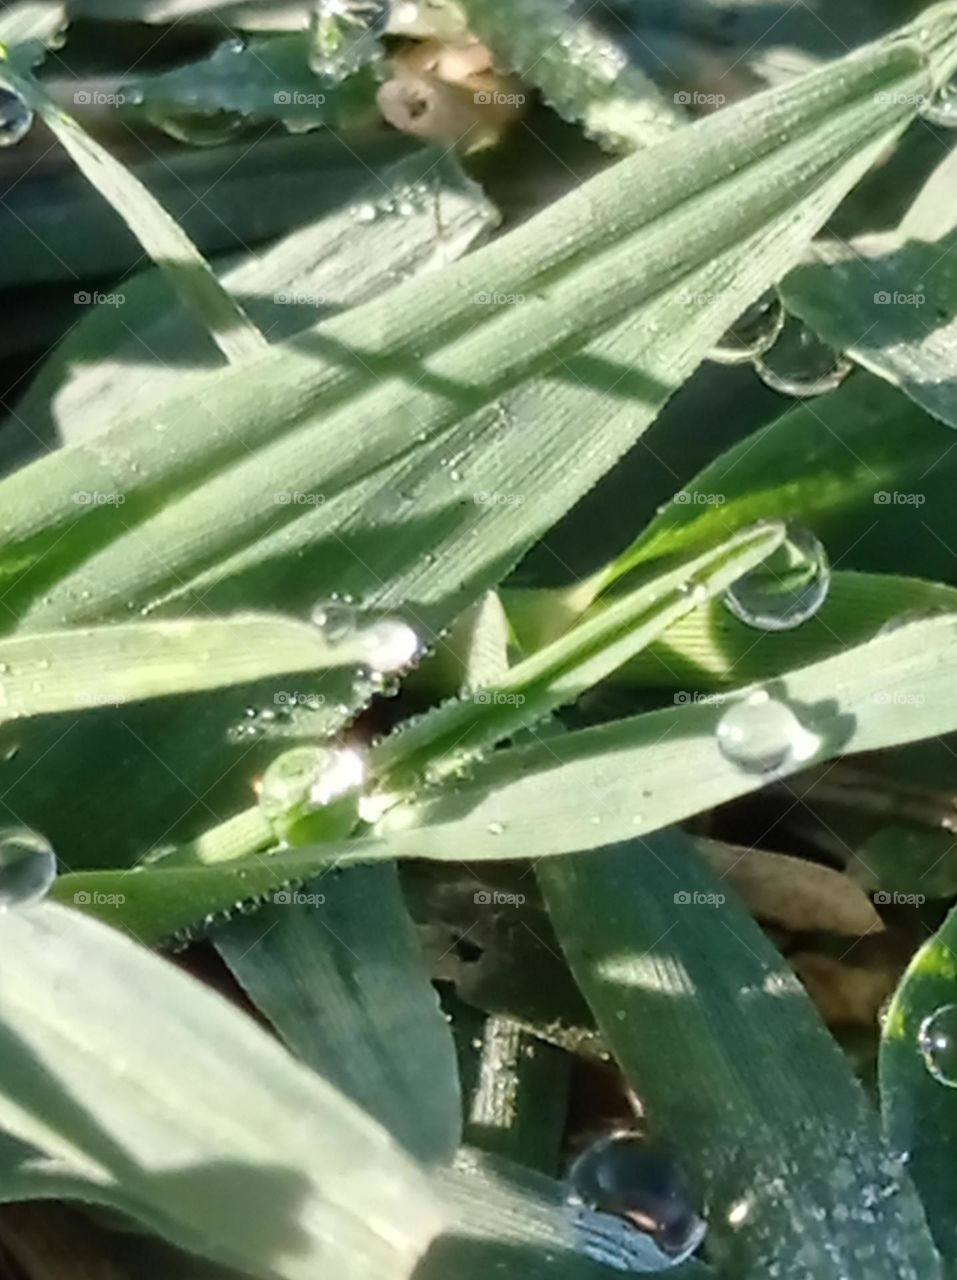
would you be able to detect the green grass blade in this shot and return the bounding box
[0,60,267,364]
[0,20,942,632]
[0,902,441,1280]
[457,0,682,152]
[539,832,941,1279]
[15,147,496,449]
[881,901,957,1269]
[0,614,412,719]
[782,229,957,430]
[213,864,461,1166]
[51,610,957,942]
[370,523,785,793]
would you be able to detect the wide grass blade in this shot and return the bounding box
[0,614,412,719]
[213,864,461,1166]
[881,900,957,1269]
[0,902,441,1280]
[539,832,941,1279]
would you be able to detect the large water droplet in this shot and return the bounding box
[710,290,784,365]
[716,690,820,774]
[753,318,853,397]
[257,744,364,843]
[0,828,57,907]
[918,1004,957,1086]
[722,525,830,631]
[568,1134,706,1259]
[0,88,33,147]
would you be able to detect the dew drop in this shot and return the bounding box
[311,598,358,641]
[355,618,421,673]
[567,1134,706,1260]
[716,690,820,774]
[257,744,364,843]
[918,1004,957,1086]
[0,88,33,147]
[722,525,829,631]
[0,828,57,908]
[145,106,245,146]
[921,81,957,128]
[753,318,853,397]
[710,290,784,365]
[487,821,505,835]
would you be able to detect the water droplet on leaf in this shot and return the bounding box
[716,690,820,774]
[919,1004,957,1086]
[0,88,33,147]
[257,744,364,843]
[311,598,358,641]
[568,1133,706,1259]
[710,290,784,364]
[722,525,829,631]
[753,318,852,397]
[0,828,56,907]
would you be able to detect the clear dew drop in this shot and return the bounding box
[354,618,421,673]
[710,290,785,365]
[311,598,358,641]
[722,525,830,632]
[0,88,33,147]
[145,107,245,146]
[716,690,820,774]
[567,1134,706,1261]
[753,318,853,397]
[258,744,364,820]
[0,828,57,908]
[918,1004,957,1087]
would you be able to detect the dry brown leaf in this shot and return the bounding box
[699,839,884,936]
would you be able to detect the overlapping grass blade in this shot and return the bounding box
[881,900,957,1269]
[0,60,266,363]
[538,831,941,1279]
[0,902,440,1280]
[213,864,461,1166]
